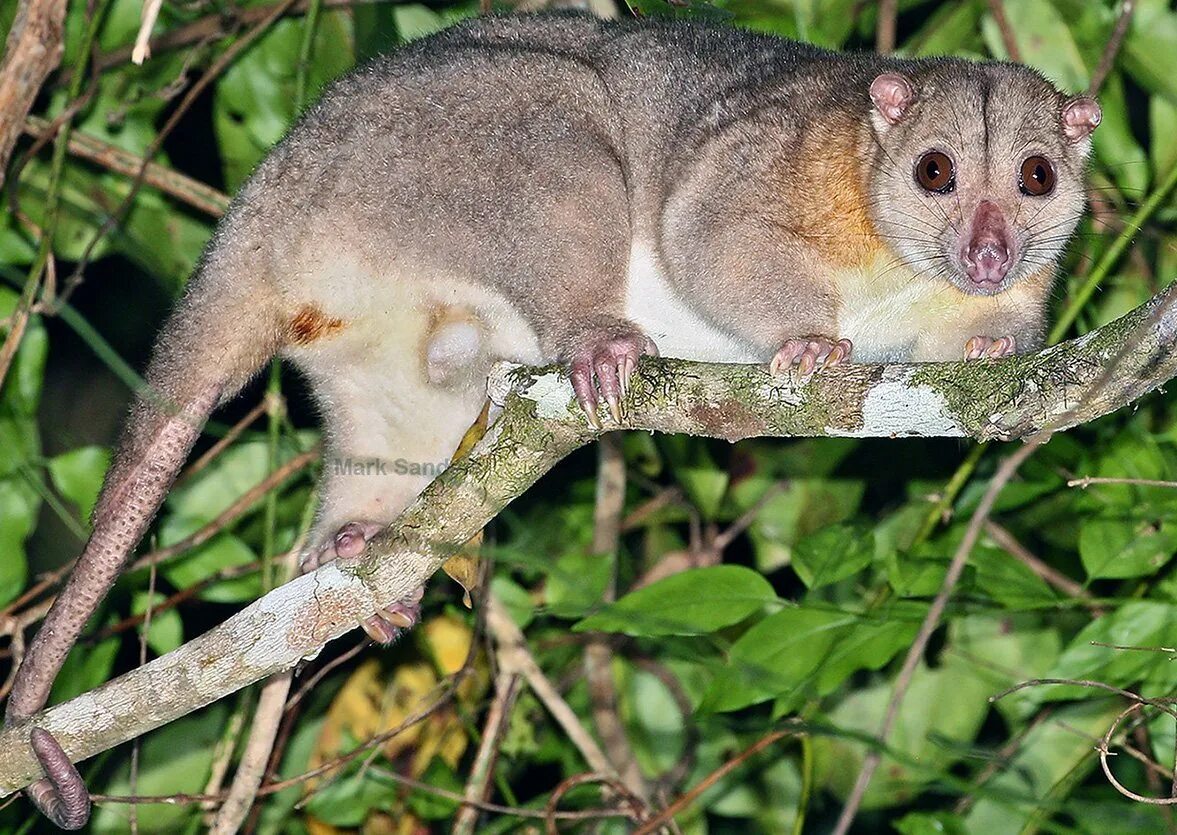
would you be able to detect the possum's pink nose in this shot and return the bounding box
[962,201,1014,291]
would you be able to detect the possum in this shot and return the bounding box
[5,12,1100,828]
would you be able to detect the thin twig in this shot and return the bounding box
[620,487,684,532]
[1088,0,1135,97]
[545,772,645,834]
[986,0,1022,61]
[1100,704,1177,804]
[22,115,229,217]
[283,639,368,714]
[61,0,301,305]
[634,729,796,834]
[1068,476,1177,490]
[131,0,164,64]
[832,439,1043,835]
[0,0,67,187]
[200,704,247,817]
[584,435,648,799]
[451,672,522,835]
[712,482,785,552]
[208,525,303,834]
[486,594,616,778]
[983,520,1095,602]
[207,671,293,832]
[875,0,897,54]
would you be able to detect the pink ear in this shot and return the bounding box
[870,73,916,125]
[1061,97,1101,142]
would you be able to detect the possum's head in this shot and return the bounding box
[865,62,1100,296]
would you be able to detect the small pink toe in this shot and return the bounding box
[964,335,1017,361]
[770,336,853,378]
[568,326,657,426]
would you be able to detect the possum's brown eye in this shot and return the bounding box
[1020,155,1055,196]
[915,151,955,193]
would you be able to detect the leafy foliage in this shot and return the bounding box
[2,0,1177,832]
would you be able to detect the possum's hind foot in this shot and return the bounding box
[302,521,424,644]
[964,335,1016,360]
[569,326,658,428]
[770,337,853,379]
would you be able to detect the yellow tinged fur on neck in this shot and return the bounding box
[832,253,1053,362]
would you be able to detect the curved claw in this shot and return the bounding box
[27,728,90,829]
[568,328,657,428]
[964,335,1017,360]
[770,337,853,379]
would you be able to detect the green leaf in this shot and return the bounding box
[48,445,111,523]
[885,553,952,597]
[703,606,856,712]
[91,703,230,834]
[214,15,355,189]
[981,0,1088,91]
[575,565,776,636]
[792,523,873,589]
[906,0,984,57]
[544,548,611,619]
[964,700,1125,832]
[132,591,184,655]
[50,616,120,705]
[971,542,1058,608]
[158,518,262,604]
[743,477,865,572]
[393,4,449,42]
[305,766,398,826]
[1042,601,1177,699]
[812,610,922,695]
[814,615,1055,808]
[0,479,34,606]
[1124,3,1177,105]
[1093,73,1150,198]
[619,659,687,775]
[17,156,210,287]
[0,287,48,415]
[165,438,306,522]
[675,466,729,520]
[895,811,968,835]
[489,575,534,629]
[1151,95,1177,178]
[1079,517,1177,579]
[404,758,463,819]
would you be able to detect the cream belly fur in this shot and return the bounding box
[282,255,543,541]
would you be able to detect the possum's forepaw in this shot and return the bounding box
[770,337,853,379]
[359,587,424,644]
[964,335,1016,360]
[569,329,658,429]
[302,521,424,644]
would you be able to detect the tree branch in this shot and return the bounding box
[1,283,1177,795]
[0,0,66,188]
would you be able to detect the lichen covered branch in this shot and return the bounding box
[0,283,1175,795]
